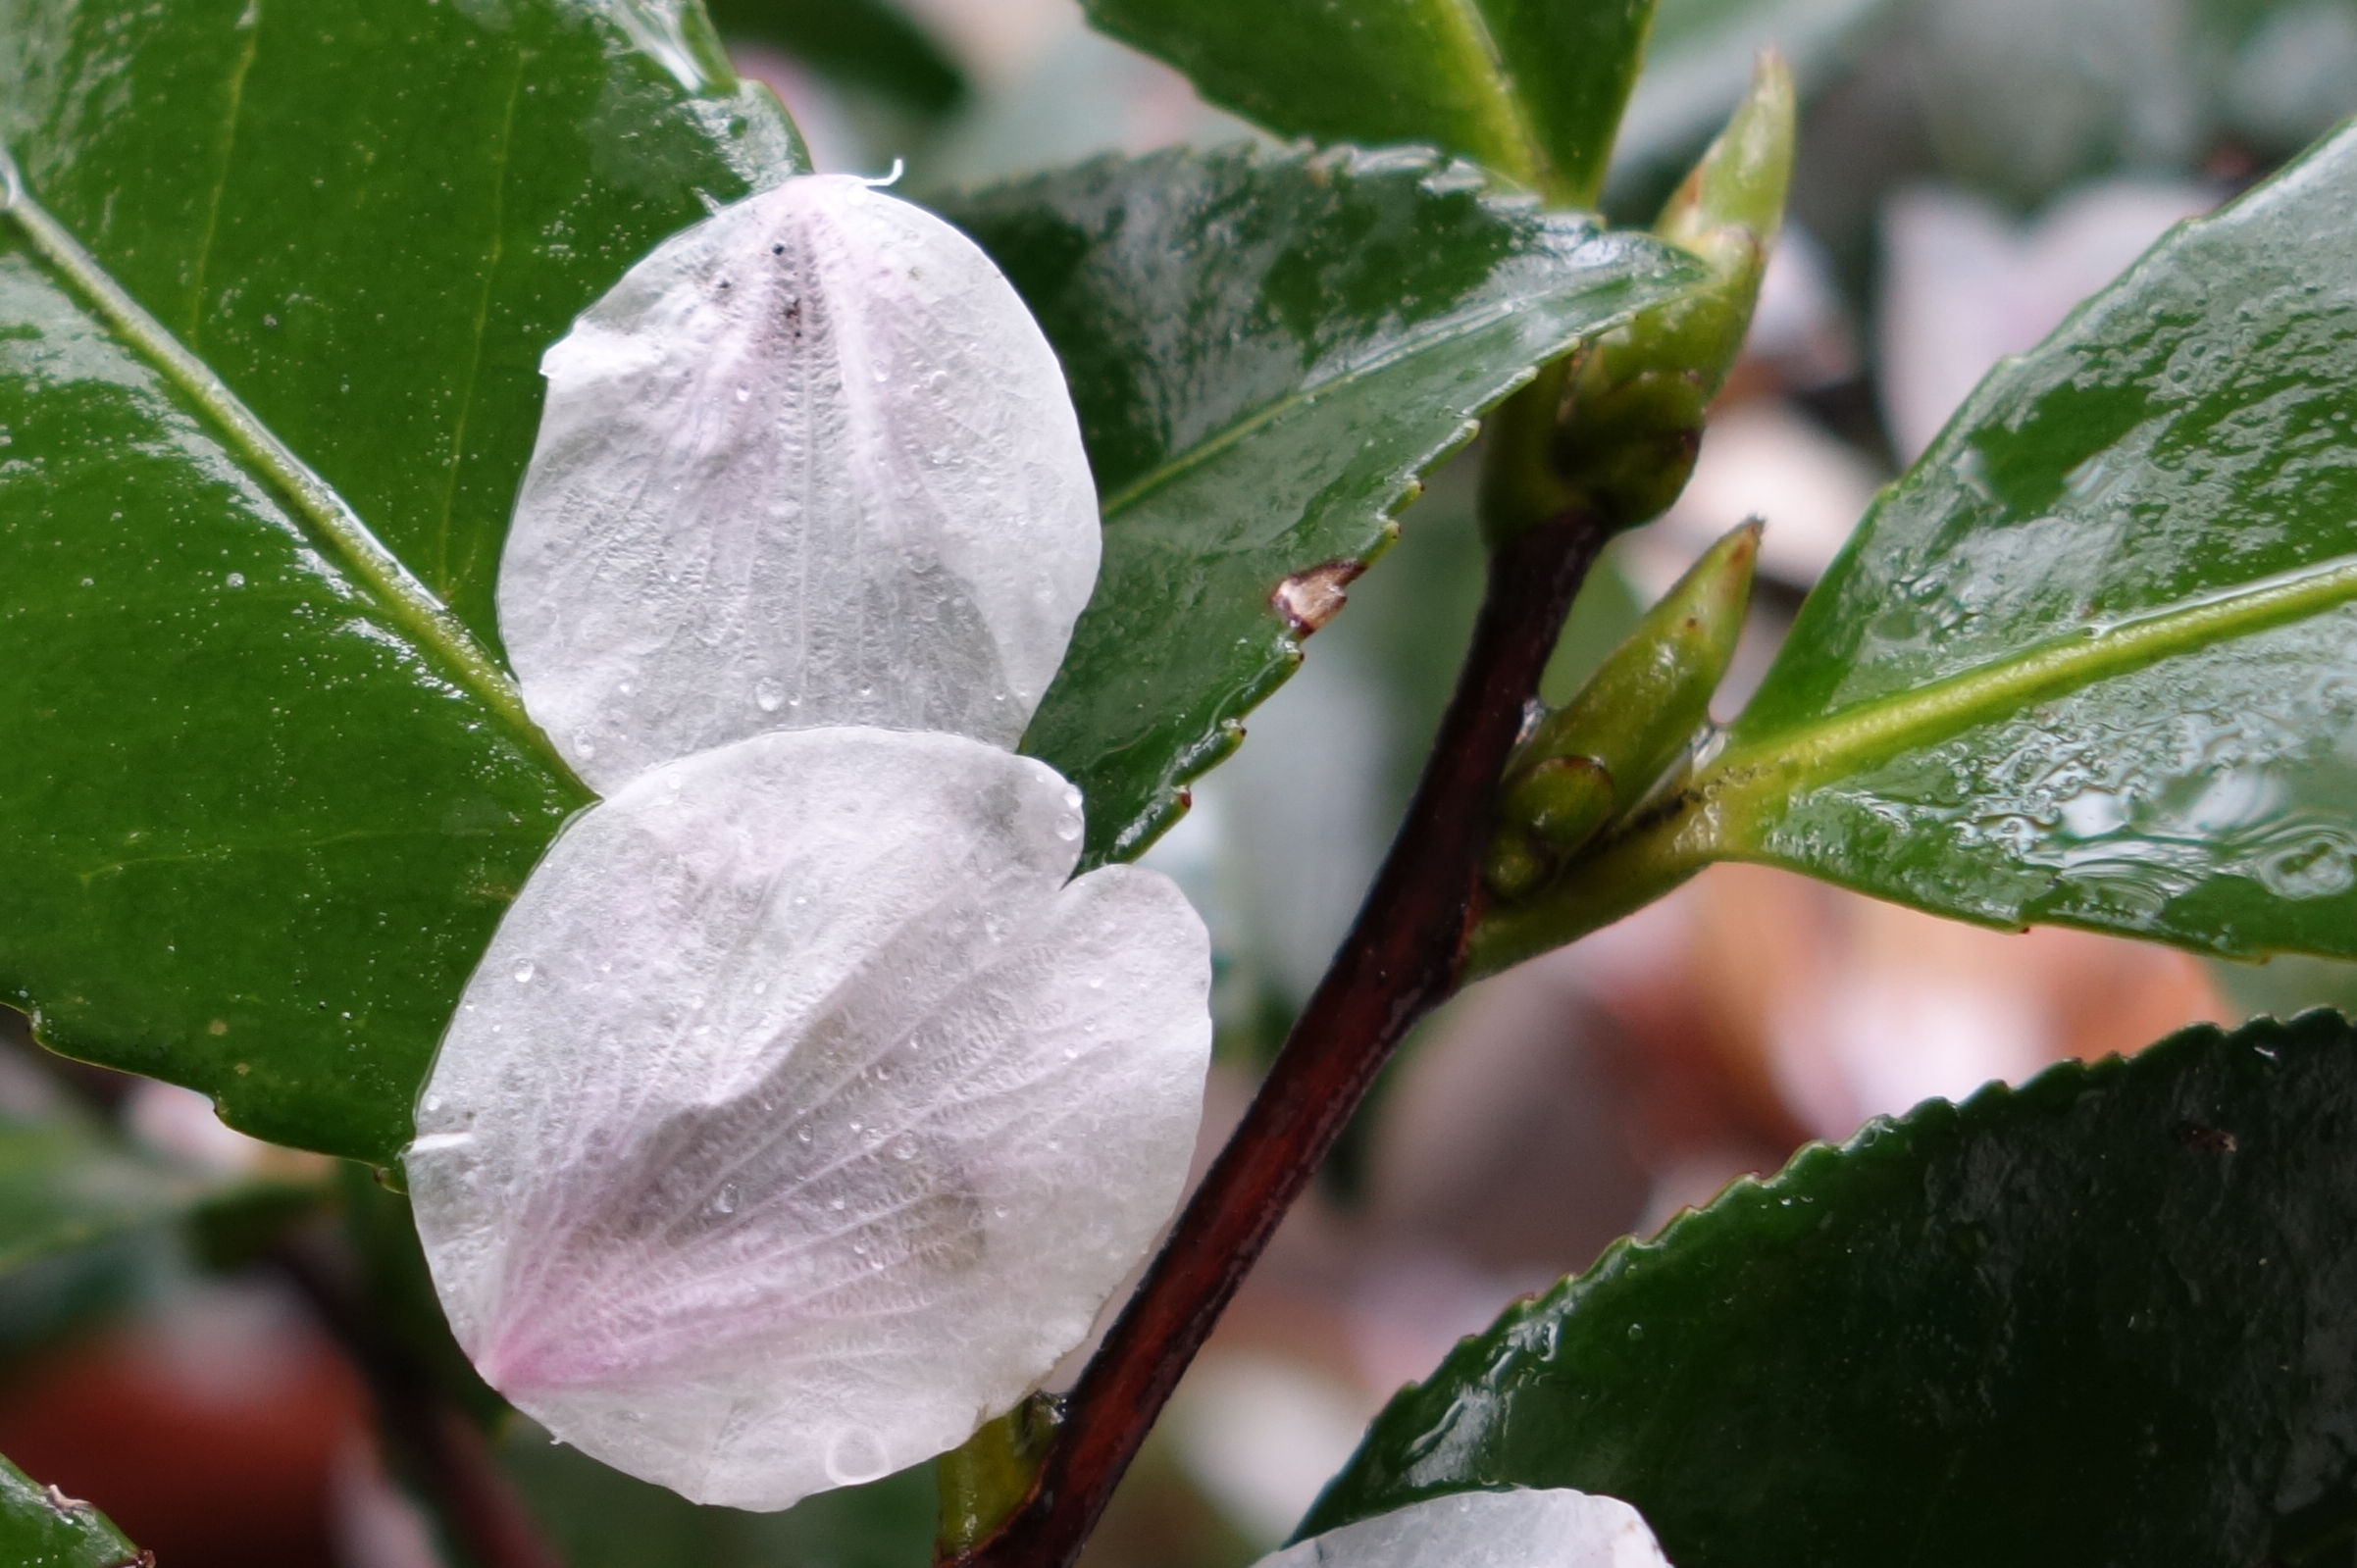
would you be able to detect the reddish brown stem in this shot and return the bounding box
[950,510,1607,1568]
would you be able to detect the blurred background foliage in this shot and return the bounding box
[7,0,2357,1564]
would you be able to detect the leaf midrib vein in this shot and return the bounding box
[1708,549,2357,823]
[0,148,577,788]
[1432,0,1549,192]
[431,47,526,597]
[185,0,263,347]
[1465,552,2357,980]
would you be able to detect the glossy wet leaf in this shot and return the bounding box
[0,1454,140,1568]
[1478,120,2357,972]
[1731,122,2357,958]
[1078,0,1657,205]
[944,147,1700,865]
[704,0,966,117]
[2,0,804,647]
[0,1,806,1163]
[1307,1010,2357,1568]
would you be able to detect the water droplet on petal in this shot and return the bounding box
[512,960,536,984]
[823,1430,892,1487]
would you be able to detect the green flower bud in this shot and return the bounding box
[1505,754,1616,852]
[1486,53,1795,541]
[1486,522,1760,897]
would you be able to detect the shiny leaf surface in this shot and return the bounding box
[1479,121,2357,972]
[0,1454,140,1568]
[2,0,804,648]
[1729,123,2357,958]
[944,147,1700,864]
[1307,1010,2357,1568]
[0,1,807,1163]
[1078,0,1657,204]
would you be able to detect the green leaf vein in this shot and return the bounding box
[1712,546,2357,822]
[185,0,261,348]
[434,45,527,595]
[1433,0,1545,191]
[0,146,572,784]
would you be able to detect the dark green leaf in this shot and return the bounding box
[1307,1009,2357,1568]
[2,0,804,648]
[0,1,806,1162]
[704,0,967,117]
[943,146,1700,864]
[1476,120,2357,973]
[1079,0,1656,205]
[0,1454,140,1568]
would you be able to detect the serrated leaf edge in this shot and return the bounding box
[1302,1008,2336,1539]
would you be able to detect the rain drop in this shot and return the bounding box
[823,1431,892,1488]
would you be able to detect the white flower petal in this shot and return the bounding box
[499,175,1102,790]
[1259,1491,1674,1568]
[406,728,1209,1510]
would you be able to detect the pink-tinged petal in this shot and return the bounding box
[408,728,1209,1509]
[499,175,1101,791]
